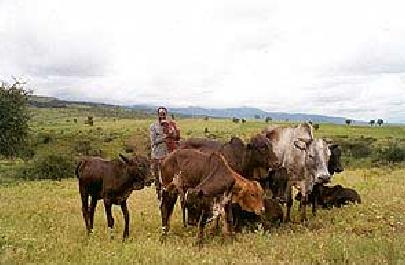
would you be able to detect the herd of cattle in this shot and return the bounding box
[75,123,361,242]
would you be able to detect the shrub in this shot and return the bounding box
[375,142,405,163]
[19,152,75,180]
[0,81,31,157]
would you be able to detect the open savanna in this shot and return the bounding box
[1,107,405,264]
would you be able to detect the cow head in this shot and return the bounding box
[292,123,314,150]
[119,154,152,189]
[184,189,212,226]
[327,144,344,175]
[247,134,278,171]
[232,179,265,215]
[306,139,331,185]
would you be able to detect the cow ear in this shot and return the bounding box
[293,140,306,150]
[119,153,130,163]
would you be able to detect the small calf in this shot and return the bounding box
[321,185,361,207]
[76,154,151,240]
[295,184,361,209]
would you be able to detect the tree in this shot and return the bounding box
[0,80,31,158]
[265,116,272,123]
[345,119,352,126]
[369,120,375,126]
[377,119,384,127]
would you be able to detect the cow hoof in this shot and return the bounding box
[161,226,169,236]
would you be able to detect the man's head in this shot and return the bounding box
[157,107,167,122]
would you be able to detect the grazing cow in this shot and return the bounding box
[160,149,265,237]
[179,135,276,225]
[160,149,215,231]
[263,124,331,222]
[186,165,265,242]
[76,154,151,240]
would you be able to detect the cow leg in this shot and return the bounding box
[89,196,98,232]
[232,205,242,233]
[311,185,319,216]
[285,183,293,222]
[222,203,233,237]
[180,194,187,228]
[104,200,115,239]
[121,201,130,240]
[160,189,177,235]
[80,191,90,234]
[300,183,308,222]
[197,210,207,246]
[311,194,317,216]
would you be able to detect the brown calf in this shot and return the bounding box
[76,154,151,240]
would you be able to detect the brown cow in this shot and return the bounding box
[159,149,265,237]
[185,157,265,242]
[76,154,151,240]
[178,135,277,227]
[179,138,222,153]
[160,149,218,234]
[180,134,278,180]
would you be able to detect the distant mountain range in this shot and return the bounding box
[28,95,358,124]
[129,105,352,124]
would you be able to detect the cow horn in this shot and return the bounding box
[119,153,130,163]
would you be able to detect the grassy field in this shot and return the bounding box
[1,107,405,264]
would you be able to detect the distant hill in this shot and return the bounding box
[28,95,355,124]
[164,106,347,124]
[28,95,116,109]
[129,105,349,124]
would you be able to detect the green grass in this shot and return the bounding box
[0,168,404,264]
[1,107,405,264]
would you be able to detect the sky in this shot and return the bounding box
[1,0,405,122]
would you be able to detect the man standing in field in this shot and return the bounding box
[149,107,180,201]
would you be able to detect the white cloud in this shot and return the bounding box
[1,0,404,122]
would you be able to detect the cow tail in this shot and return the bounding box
[75,160,83,179]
